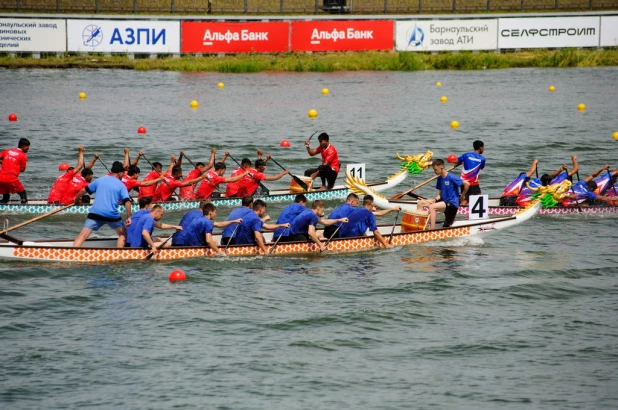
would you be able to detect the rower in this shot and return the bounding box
[304,132,340,191]
[179,149,216,201]
[125,205,182,249]
[171,199,213,246]
[0,138,30,204]
[516,156,579,207]
[417,158,469,230]
[272,194,308,242]
[339,195,393,249]
[73,161,132,248]
[123,148,143,170]
[138,156,175,201]
[195,162,248,200]
[152,161,206,202]
[593,166,618,196]
[233,199,290,254]
[173,203,242,255]
[323,193,359,239]
[456,140,485,206]
[124,197,153,244]
[221,195,255,246]
[562,165,615,207]
[499,160,539,206]
[122,165,164,194]
[49,148,99,205]
[284,200,347,252]
[48,146,85,204]
[230,158,288,198]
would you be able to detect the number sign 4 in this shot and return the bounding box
[468,195,489,220]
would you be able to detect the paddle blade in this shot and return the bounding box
[292,175,309,191]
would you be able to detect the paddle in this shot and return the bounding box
[569,186,583,213]
[0,203,74,240]
[321,222,345,252]
[228,154,270,196]
[307,131,319,143]
[142,153,178,194]
[268,226,289,255]
[224,222,241,252]
[391,164,460,200]
[98,157,111,173]
[182,153,222,193]
[388,209,401,245]
[269,157,309,191]
[144,229,180,260]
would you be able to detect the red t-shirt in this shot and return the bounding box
[48,170,76,203]
[0,148,28,178]
[316,144,340,173]
[226,167,246,197]
[122,175,142,192]
[179,168,202,200]
[153,174,183,202]
[196,169,226,199]
[138,170,160,199]
[58,173,89,205]
[236,168,266,197]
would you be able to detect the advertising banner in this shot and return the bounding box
[291,20,393,52]
[395,20,497,51]
[181,22,289,53]
[0,18,66,52]
[67,20,180,53]
[498,17,599,49]
[600,16,618,47]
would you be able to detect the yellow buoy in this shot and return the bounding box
[440,96,448,103]
[450,120,459,129]
[190,100,199,108]
[577,103,586,111]
[548,85,556,92]
[436,82,442,87]
[79,92,87,99]
[308,109,318,119]
[612,131,618,140]
[217,82,224,89]
[322,88,329,95]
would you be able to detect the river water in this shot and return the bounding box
[1,68,617,409]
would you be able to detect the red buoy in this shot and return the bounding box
[8,113,17,122]
[447,154,458,164]
[58,162,70,171]
[169,270,186,282]
[280,140,290,147]
[137,126,147,134]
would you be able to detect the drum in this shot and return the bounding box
[290,176,313,193]
[401,210,429,232]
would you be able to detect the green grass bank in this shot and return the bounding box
[1,49,617,72]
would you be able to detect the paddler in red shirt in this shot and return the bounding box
[48,146,98,204]
[227,158,289,198]
[304,132,340,190]
[0,138,30,204]
[122,165,165,195]
[196,162,249,200]
[178,149,217,201]
[152,157,208,202]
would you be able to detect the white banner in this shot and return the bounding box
[600,16,618,47]
[498,17,599,49]
[0,18,66,52]
[67,20,180,53]
[396,20,497,51]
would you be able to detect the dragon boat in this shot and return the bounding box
[345,173,618,216]
[0,201,540,263]
[0,153,432,215]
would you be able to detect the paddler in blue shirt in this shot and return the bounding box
[561,165,615,207]
[516,156,580,207]
[339,195,393,249]
[173,203,242,254]
[272,194,308,242]
[126,205,181,250]
[172,199,213,246]
[233,200,289,255]
[284,200,347,252]
[417,158,470,230]
[221,195,255,246]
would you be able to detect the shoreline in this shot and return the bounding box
[1,49,617,72]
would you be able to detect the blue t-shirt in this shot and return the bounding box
[126,212,155,248]
[571,180,597,201]
[180,217,215,247]
[436,173,464,208]
[87,176,130,219]
[273,203,306,237]
[125,209,150,246]
[173,209,203,246]
[327,203,356,228]
[234,211,263,245]
[222,207,253,239]
[551,170,569,185]
[289,209,319,236]
[501,173,529,198]
[339,207,377,238]
[457,152,485,186]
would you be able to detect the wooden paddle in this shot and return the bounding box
[388,209,401,245]
[268,226,289,255]
[98,157,111,173]
[144,229,180,260]
[228,154,270,196]
[224,222,241,251]
[307,131,319,143]
[0,203,74,239]
[269,157,309,191]
[322,222,345,252]
[391,164,460,200]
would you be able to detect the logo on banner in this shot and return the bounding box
[203,29,269,46]
[407,24,424,47]
[82,24,103,47]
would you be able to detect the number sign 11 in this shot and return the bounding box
[468,195,489,220]
[346,163,366,181]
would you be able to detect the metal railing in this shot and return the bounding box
[1,0,616,14]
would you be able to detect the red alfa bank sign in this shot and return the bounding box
[182,22,289,53]
[292,20,393,52]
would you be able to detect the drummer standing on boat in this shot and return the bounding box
[457,140,485,206]
[73,161,133,248]
[0,138,30,204]
[304,132,340,190]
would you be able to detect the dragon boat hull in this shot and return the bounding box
[0,202,539,263]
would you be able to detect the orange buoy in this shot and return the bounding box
[137,126,147,134]
[8,113,17,122]
[169,270,186,282]
[280,140,290,147]
[447,154,458,164]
